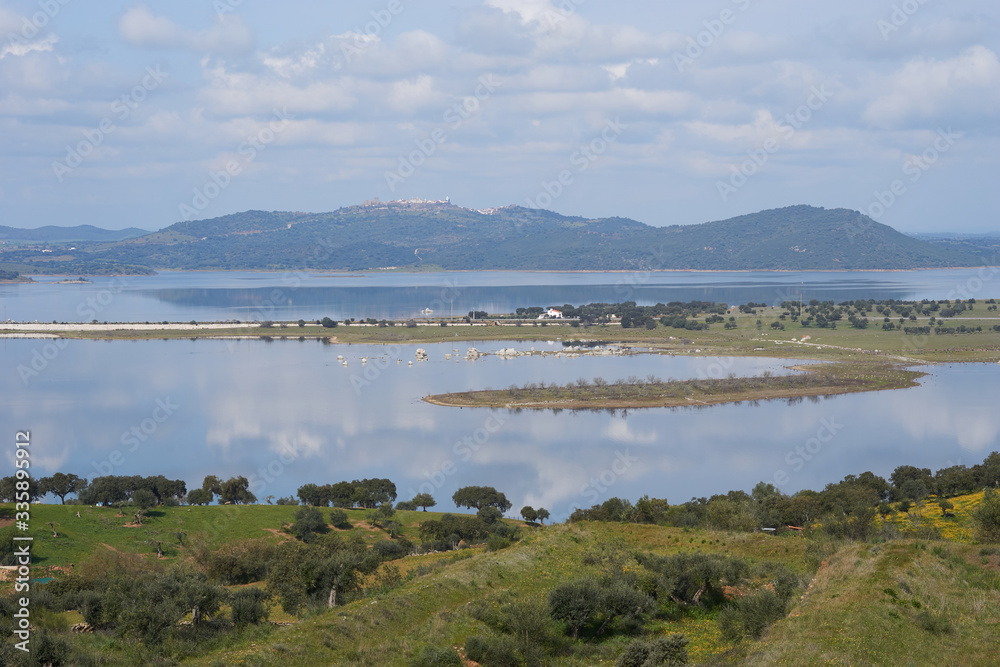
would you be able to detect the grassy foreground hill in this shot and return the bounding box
[1,203,986,273]
[3,492,999,666]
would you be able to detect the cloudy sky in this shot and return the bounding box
[1,0,997,232]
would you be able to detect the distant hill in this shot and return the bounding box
[2,204,988,273]
[0,224,149,243]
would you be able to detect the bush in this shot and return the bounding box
[372,539,410,560]
[230,588,269,626]
[411,645,463,667]
[548,578,599,639]
[973,488,1000,543]
[616,634,689,666]
[30,628,72,667]
[201,539,277,585]
[915,610,953,634]
[718,589,787,641]
[329,509,351,529]
[486,535,512,552]
[464,635,522,666]
[275,496,298,505]
[290,507,329,542]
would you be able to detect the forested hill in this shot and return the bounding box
[4,204,986,272]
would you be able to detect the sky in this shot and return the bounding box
[0,0,997,233]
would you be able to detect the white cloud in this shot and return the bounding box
[200,64,358,115]
[0,32,58,59]
[119,5,253,54]
[865,46,1000,127]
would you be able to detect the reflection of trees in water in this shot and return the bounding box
[136,280,918,322]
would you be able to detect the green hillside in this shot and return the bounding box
[4,499,998,666]
[1,204,985,273]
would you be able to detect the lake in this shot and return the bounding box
[1,268,993,323]
[3,335,997,519]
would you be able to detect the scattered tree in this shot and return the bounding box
[413,492,436,511]
[39,473,87,504]
[453,486,512,513]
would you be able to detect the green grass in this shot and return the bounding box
[746,541,1000,666]
[7,503,1000,665]
[0,503,480,571]
[8,303,996,363]
[181,521,815,667]
[181,521,1000,666]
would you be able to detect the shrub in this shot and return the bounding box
[200,539,277,585]
[486,535,512,552]
[411,645,463,667]
[230,588,270,626]
[616,634,689,666]
[915,610,953,634]
[464,635,522,666]
[372,539,409,560]
[718,589,787,641]
[290,507,329,542]
[330,509,351,529]
[973,488,1000,543]
[548,578,599,639]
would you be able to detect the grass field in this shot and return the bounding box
[4,302,999,367]
[0,503,475,572]
[5,493,1000,665]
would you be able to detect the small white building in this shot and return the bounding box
[537,308,563,319]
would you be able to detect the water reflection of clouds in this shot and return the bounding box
[4,337,999,512]
[602,418,658,445]
[884,370,999,453]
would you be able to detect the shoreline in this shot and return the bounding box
[7,265,999,278]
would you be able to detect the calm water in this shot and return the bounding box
[1,268,995,323]
[3,337,997,519]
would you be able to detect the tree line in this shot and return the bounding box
[569,451,1000,543]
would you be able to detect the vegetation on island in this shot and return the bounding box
[425,362,925,409]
